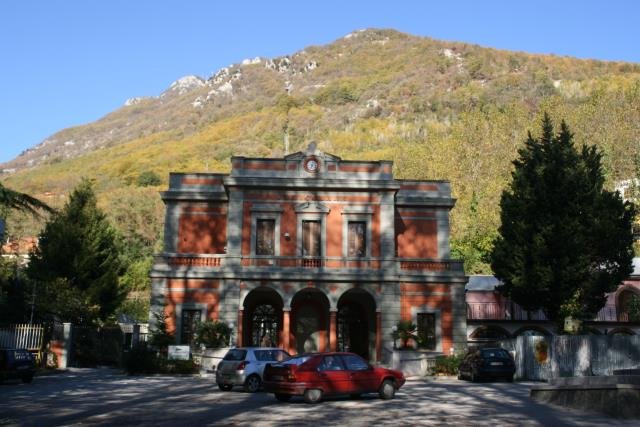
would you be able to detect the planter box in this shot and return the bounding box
[192,347,231,378]
[388,349,442,377]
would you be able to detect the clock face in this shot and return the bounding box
[304,157,319,173]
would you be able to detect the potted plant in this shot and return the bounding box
[394,320,418,349]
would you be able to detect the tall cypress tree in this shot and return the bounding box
[491,114,636,323]
[28,179,125,325]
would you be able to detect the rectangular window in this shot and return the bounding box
[417,313,436,350]
[302,220,321,256]
[180,309,201,345]
[256,219,275,255]
[347,221,367,257]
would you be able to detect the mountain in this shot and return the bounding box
[2,28,639,273]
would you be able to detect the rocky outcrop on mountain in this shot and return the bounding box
[1,28,638,175]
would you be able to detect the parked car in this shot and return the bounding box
[458,347,515,382]
[0,348,36,383]
[216,347,290,392]
[263,352,406,403]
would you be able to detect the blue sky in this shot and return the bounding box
[1,0,639,164]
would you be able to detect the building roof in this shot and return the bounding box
[466,275,501,291]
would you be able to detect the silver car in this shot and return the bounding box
[216,347,290,392]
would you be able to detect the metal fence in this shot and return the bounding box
[498,335,640,381]
[0,324,44,350]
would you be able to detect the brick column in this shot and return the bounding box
[237,310,243,347]
[329,310,337,351]
[282,309,290,353]
[375,311,382,363]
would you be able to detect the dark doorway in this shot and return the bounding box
[337,289,376,360]
[243,287,283,347]
[291,289,329,354]
[180,309,201,345]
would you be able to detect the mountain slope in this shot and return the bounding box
[2,28,640,273]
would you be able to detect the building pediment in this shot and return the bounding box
[295,201,330,214]
[284,142,342,162]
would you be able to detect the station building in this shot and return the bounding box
[150,144,467,361]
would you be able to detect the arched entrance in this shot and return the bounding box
[337,288,376,360]
[243,287,283,347]
[291,289,329,354]
[469,325,511,342]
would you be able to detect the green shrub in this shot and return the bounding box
[149,310,174,351]
[165,359,197,374]
[123,343,163,375]
[194,320,231,348]
[433,354,463,375]
[135,171,162,187]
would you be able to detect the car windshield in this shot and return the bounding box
[481,349,511,359]
[281,355,312,365]
[223,349,248,361]
[254,350,289,362]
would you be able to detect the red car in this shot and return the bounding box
[263,352,405,403]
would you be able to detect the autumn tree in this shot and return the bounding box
[491,115,636,324]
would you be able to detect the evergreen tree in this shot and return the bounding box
[491,114,636,323]
[27,179,125,325]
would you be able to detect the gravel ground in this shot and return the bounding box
[0,368,634,426]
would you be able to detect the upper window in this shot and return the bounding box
[256,219,275,255]
[347,221,367,257]
[302,220,321,256]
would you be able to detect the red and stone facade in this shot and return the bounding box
[150,146,467,361]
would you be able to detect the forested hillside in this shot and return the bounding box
[2,29,639,294]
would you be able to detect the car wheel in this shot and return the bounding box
[243,375,262,393]
[275,393,292,402]
[378,379,395,400]
[218,383,233,391]
[21,374,34,384]
[303,388,323,404]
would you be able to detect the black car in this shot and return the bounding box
[458,347,515,382]
[0,348,36,383]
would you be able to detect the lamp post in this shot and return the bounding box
[228,321,235,348]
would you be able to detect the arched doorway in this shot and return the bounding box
[513,326,550,337]
[469,325,511,342]
[337,288,376,360]
[291,289,329,354]
[243,287,283,347]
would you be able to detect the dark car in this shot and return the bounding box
[0,348,36,383]
[263,352,405,403]
[458,347,515,382]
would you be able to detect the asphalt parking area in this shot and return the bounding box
[0,368,634,426]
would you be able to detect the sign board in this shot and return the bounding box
[168,345,190,360]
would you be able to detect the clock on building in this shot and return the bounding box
[304,157,319,173]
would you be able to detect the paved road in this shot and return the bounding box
[0,368,634,426]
